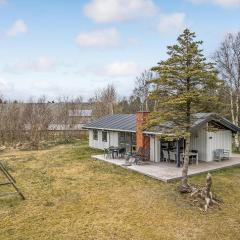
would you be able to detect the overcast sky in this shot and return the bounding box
[0,0,240,101]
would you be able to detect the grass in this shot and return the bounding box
[0,140,240,240]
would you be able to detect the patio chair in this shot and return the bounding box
[162,150,169,162]
[143,149,150,161]
[112,149,119,159]
[214,149,230,161]
[131,147,143,165]
[118,148,126,158]
[169,151,176,163]
[189,150,198,164]
[104,148,112,159]
[122,152,132,166]
[108,146,119,159]
[132,155,141,165]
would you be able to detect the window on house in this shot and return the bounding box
[102,131,107,142]
[93,130,98,140]
[131,133,136,145]
[119,132,125,147]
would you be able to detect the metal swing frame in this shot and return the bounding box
[0,161,25,200]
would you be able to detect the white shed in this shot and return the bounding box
[149,123,233,163]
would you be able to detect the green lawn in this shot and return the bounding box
[0,141,240,240]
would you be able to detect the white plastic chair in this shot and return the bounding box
[162,150,169,162]
[169,151,176,162]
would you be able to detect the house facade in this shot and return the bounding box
[87,114,136,153]
[83,112,239,166]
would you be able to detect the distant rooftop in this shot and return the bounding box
[68,109,92,117]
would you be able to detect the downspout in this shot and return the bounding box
[176,139,181,168]
[154,136,155,162]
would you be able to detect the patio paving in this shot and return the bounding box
[92,154,240,182]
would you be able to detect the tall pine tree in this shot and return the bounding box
[148,29,220,192]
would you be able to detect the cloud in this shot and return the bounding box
[157,13,186,34]
[83,0,157,23]
[188,0,240,7]
[6,19,28,37]
[28,57,56,72]
[103,61,140,77]
[5,57,57,73]
[75,28,121,48]
[78,61,141,77]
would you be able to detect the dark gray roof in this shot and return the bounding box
[83,114,136,132]
[190,113,240,133]
[145,113,240,134]
[83,113,240,134]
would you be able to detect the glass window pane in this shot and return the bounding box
[93,130,98,140]
[102,131,107,142]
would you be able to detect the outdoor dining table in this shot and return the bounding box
[181,152,199,165]
[109,147,120,159]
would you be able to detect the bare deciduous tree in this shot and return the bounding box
[22,96,52,149]
[214,32,240,150]
[134,70,153,111]
[0,94,86,147]
[0,97,24,145]
[55,96,84,142]
[92,84,118,118]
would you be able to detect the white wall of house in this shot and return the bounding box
[150,136,161,163]
[150,137,154,161]
[89,129,119,150]
[109,131,119,147]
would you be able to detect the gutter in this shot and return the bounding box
[82,126,136,133]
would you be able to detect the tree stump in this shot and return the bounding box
[190,173,220,211]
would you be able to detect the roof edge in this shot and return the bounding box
[82,126,136,133]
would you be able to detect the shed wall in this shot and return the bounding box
[190,125,207,161]
[206,130,232,161]
[190,125,233,162]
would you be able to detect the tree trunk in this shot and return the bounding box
[145,99,149,112]
[235,91,239,150]
[201,173,213,211]
[234,134,240,151]
[179,136,191,193]
[109,102,114,115]
[230,89,235,125]
[190,173,219,211]
[235,89,239,126]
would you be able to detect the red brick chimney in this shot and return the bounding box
[136,111,150,152]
